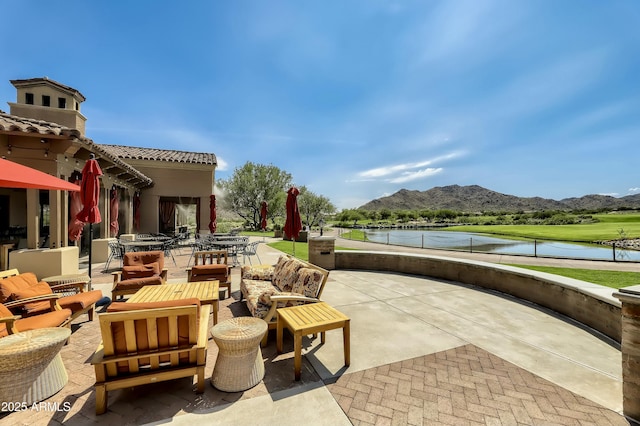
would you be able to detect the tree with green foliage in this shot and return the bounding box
[380,209,393,221]
[218,162,292,230]
[336,209,366,225]
[298,186,336,228]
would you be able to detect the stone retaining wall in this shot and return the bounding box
[335,250,622,343]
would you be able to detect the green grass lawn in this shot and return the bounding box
[449,213,640,242]
[508,264,639,289]
[267,241,356,262]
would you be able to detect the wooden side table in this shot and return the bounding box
[276,302,350,381]
[0,327,71,407]
[42,273,91,295]
[210,317,267,392]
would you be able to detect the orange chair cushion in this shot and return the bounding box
[0,304,70,337]
[190,264,229,282]
[192,264,227,273]
[0,274,55,316]
[107,298,201,313]
[57,290,103,313]
[0,303,16,337]
[106,298,201,371]
[114,276,163,292]
[11,282,55,316]
[123,251,165,271]
[14,309,71,334]
[122,262,160,280]
[0,272,40,303]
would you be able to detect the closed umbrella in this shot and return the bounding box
[260,201,268,231]
[133,192,141,231]
[110,188,119,237]
[76,154,103,280]
[284,187,302,256]
[68,175,84,242]
[209,195,217,233]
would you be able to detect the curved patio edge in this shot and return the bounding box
[334,250,621,343]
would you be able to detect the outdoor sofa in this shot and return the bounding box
[240,255,329,345]
[0,269,102,323]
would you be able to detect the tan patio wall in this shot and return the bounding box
[334,250,621,343]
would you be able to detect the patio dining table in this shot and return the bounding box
[119,240,164,253]
[208,239,248,266]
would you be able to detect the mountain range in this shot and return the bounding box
[359,185,640,212]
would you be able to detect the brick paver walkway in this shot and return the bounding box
[328,344,628,425]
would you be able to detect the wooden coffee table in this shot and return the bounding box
[128,281,220,324]
[276,302,350,380]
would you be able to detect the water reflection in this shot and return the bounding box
[362,230,640,262]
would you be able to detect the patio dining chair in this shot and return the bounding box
[240,241,261,265]
[104,240,124,271]
[160,238,178,266]
[186,250,231,299]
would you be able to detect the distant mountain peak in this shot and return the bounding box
[358,185,640,212]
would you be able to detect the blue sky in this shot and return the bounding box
[2,1,639,210]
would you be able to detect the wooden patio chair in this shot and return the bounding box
[186,250,231,299]
[91,298,210,415]
[111,251,167,300]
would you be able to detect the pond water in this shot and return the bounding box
[361,229,640,262]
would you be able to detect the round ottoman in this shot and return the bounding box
[0,327,71,407]
[210,317,267,392]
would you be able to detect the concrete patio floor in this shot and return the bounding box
[1,235,631,425]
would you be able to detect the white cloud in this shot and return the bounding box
[215,156,228,171]
[357,151,464,181]
[390,167,443,184]
[629,187,640,194]
[359,160,436,178]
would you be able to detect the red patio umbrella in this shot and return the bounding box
[76,154,103,280]
[133,192,141,231]
[68,175,84,242]
[260,201,268,231]
[110,187,119,237]
[0,158,80,191]
[209,194,217,233]
[284,187,302,255]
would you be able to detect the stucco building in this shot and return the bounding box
[0,77,217,273]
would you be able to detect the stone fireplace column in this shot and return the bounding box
[613,285,640,423]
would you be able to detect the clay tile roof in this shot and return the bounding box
[98,144,217,165]
[0,111,82,138]
[0,111,153,188]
